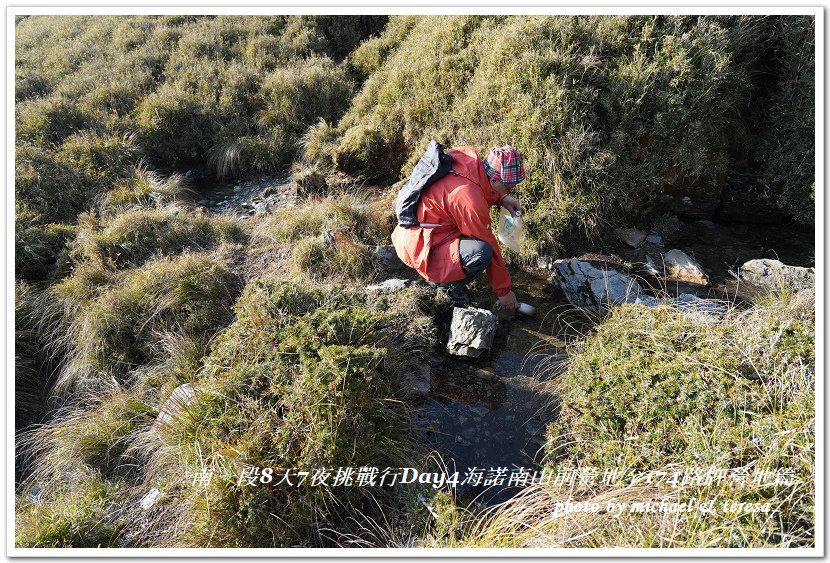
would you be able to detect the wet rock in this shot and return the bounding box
[153,383,197,431]
[636,292,726,324]
[366,278,408,294]
[651,213,683,243]
[403,364,430,397]
[233,185,241,193]
[661,249,709,286]
[140,488,162,510]
[739,259,815,293]
[368,245,408,272]
[196,199,208,205]
[644,255,662,276]
[447,307,498,358]
[645,234,663,246]
[551,258,643,314]
[614,227,647,248]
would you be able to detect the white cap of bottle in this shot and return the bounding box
[517,302,535,316]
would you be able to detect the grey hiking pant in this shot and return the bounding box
[452,236,493,287]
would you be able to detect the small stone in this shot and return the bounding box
[196,199,208,205]
[368,245,408,272]
[319,229,336,247]
[645,234,662,245]
[671,293,727,325]
[140,488,162,510]
[682,196,692,204]
[536,256,556,270]
[233,186,241,193]
[254,201,268,214]
[458,416,468,425]
[366,278,408,294]
[662,249,709,286]
[614,227,647,248]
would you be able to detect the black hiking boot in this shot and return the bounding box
[425,280,470,306]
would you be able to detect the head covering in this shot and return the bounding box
[482,145,525,185]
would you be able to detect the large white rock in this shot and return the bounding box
[739,259,814,293]
[552,258,643,314]
[661,249,709,286]
[447,307,498,357]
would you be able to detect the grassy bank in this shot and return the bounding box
[15,14,815,549]
[414,290,814,548]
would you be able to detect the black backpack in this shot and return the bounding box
[395,140,453,227]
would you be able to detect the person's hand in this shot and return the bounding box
[501,195,522,216]
[498,290,519,310]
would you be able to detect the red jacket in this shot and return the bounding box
[391,146,511,297]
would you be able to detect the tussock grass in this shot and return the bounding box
[250,192,395,282]
[312,15,815,256]
[47,252,241,398]
[101,163,193,212]
[18,278,439,547]
[16,469,123,548]
[72,206,246,270]
[15,16,384,283]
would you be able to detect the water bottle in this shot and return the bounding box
[497,208,524,253]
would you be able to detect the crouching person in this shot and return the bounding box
[391,144,525,309]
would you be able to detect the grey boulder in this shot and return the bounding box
[739,259,815,293]
[447,307,498,357]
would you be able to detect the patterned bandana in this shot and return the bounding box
[482,145,525,185]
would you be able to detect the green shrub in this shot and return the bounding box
[133,279,435,546]
[538,290,815,546]
[16,471,122,548]
[755,16,815,225]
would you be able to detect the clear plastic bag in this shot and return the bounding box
[497,208,524,253]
